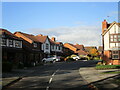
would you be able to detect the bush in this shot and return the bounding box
[2,62,13,72]
[93,57,100,60]
[96,65,120,70]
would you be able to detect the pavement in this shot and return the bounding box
[79,66,120,90]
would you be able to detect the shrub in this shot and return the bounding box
[93,57,100,60]
[2,61,13,72]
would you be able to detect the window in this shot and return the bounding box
[9,39,13,47]
[114,25,116,33]
[1,39,7,46]
[110,35,114,42]
[59,46,61,50]
[46,43,49,49]
[15,40,21,48]
[52,45,54,50]
[33,43,37,47]
[110,34,120,42]
[112,51,119,59]
[118,35,120,41]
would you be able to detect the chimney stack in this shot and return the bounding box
[51,37,56,42]
[102,20,108,33]
[37,34,43,36]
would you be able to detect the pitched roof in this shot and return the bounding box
[35,35,48,43]
[102,21,120,35]
[14,32,39,42]
[74,44,84,50]
[76,50,88,55]
[84,46,97,52]
[0,29,22,40]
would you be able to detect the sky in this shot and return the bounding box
[1,2,119,46]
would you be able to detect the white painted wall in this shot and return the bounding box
[43,38,50,54]
[104,23,120,50]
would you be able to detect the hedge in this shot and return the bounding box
[95,65,120,70]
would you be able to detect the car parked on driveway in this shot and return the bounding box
[72,56,81,61]
[42,55,61,63]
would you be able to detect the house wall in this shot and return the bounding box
[103,23,120,65]
[43,38,50,54]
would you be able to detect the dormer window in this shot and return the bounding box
[33,43,37,47]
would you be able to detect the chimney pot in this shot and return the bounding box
[51,37,56,42]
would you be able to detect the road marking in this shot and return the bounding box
[46,69,60,90]
[52,69,59,77]
[46,86,49,90]
[49,78,53,84]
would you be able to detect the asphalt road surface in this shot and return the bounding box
[4,60,98,90]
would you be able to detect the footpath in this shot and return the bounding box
[79,67,120,90]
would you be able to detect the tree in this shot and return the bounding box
[89,48,99,57]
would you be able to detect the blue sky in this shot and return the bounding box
[1,2,118,46]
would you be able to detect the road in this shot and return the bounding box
[4,60,98,90]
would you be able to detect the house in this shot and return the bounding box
[64,43,88,56]
[102,20,120,65]
[1,29,23,65]
[14,32,42,66]
[35,34,51,58]
[50,37,63,56]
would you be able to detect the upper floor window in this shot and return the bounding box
[1,39,7,46]
[114,25,116,33]
[110,34,120,42]
[15,40,21,48]
[46,43,49,49]
[9,39,13,47]
[33,43,37,48]
[59,46,61,50]
[112,51,119,59]
[118,35,120,41]
[52,45,54,50]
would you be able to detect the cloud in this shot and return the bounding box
[27,25,102,46]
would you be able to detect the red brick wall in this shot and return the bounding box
[103,50,120,65]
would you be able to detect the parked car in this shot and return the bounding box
[72,56,80,61]
[42,57,55,63]
[42,55,61,63]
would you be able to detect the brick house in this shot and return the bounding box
[14,32,42,66]
[102,20,120,65]
[1,29,23,65]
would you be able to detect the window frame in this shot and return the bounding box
[33,42,37,48]
[110,34,120,43]
[1,38,7,46]
[15,40,22,48]
[112,50,119,59]
[46,43,49,50]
